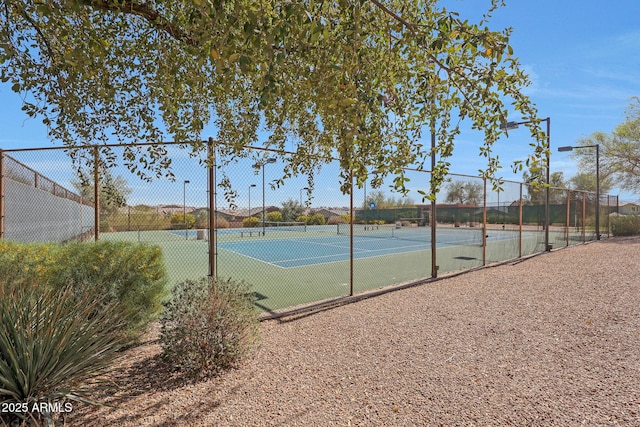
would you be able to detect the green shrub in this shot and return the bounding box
[0,276,129,426]
[0,241,167,341]
[170,212,196,229]
[340,214,352,224]
[160,277,260,380]
[310,213,326,225]
[49,241,167,339]
[194,210,209,229]
[266,211,283,222]
[243,216,260,227]
[0,241,57,282]
[295,214,310,225]
[611,214,640,236]
[327,215,346,225]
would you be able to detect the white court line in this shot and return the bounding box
[224,238,430,268]
[219,234,498,269]
[217,247,285,269]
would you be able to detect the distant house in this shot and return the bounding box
[313,208,349,223]
[217,206,280,221]
[618,202,640,215]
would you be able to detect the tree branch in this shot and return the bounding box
[80,0,195,45]
[369,0,507,122]
[9,3,56,59]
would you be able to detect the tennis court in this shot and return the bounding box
[102,224,541,312]
[216,224,516,268]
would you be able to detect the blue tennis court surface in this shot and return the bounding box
[219,235,428,268]
[217,229,521,268]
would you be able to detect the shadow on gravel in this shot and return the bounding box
[601,235,640,245]
[70,341,226,426]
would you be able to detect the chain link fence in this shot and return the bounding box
[0,143,619,314]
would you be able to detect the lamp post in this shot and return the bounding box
[183,180,190,240]
[558,144,600,240]
[248,184,256,218]
[501,117,551,251]
[252,157,276,236]
[300,187,309,207]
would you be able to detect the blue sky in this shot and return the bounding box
[1,0,639,207]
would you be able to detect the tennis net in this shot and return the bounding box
[337,223,484,245]
[259,221,307,232]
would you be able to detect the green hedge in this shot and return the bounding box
[0,240,167,339]
[611,215,640,236]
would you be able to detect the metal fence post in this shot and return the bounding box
[430,130,437,278]
[582,192,587,243]
[93,146,100,241]
[207,138,216,279]
[566,189,571,247]
[519,183,523,258]
[349,170,354,296]
[0,150,4,240]
[482,177,487,266]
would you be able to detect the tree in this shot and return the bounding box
[522,171,566,205]
[444,181,482,205]
[568,172,613,195]
[280,198,304,222]
[574,98,640,195]
[364,190,415,209]
[266,211,283,222]
[1,1,543,199]
[170,212,196,229]
[71,169,132,217]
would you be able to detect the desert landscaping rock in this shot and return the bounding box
[69,237,640,426]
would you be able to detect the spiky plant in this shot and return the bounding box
[0,276,129,426]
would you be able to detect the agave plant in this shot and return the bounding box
[0,276,129,426]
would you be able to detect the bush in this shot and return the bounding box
[215,216,230,229]
[160,277,260,380]
[310,213,326,225]
[327,215,346,225]
[51,241,167,339]
[0,276,129,426]
[194,210,209,229]
[99,220,111,232]
[0,240,167,341]
[170,212,196,229]
[611,214,640,236]
[295,215,311,225]
[243,216,260,228]
[266,211,283,222]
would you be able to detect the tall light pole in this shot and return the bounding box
[558,144,600,240]
[501,117,551,251]
[252,157,276,236]
[248,184,256,217]
[300,187,309,207]
[183,180,190,240]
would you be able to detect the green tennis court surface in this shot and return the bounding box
[102,225,541,312]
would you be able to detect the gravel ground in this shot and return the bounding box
[69,237,640,426]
